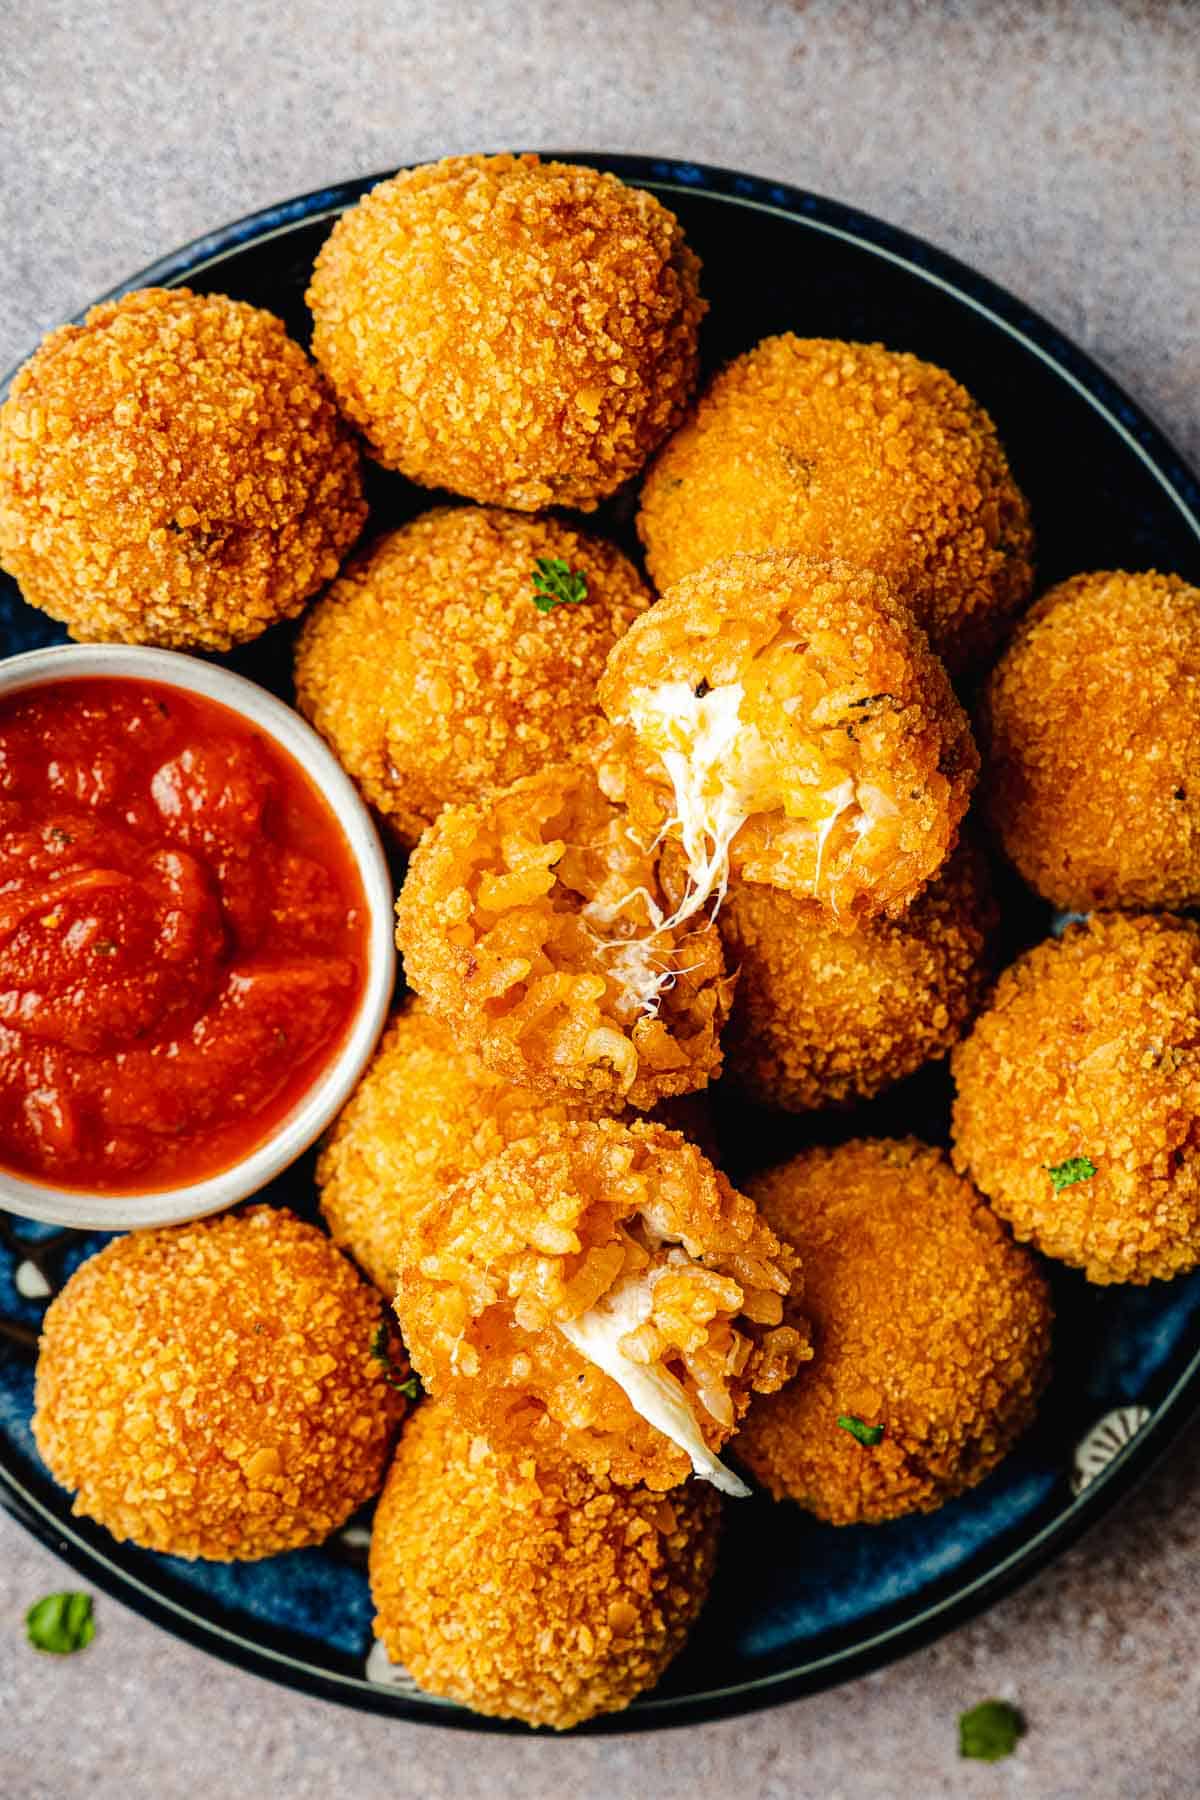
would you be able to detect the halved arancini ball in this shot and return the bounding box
[0,287,365,649]
[952,913,1200,1283]
[395,1118,808,1496]
[719,837,997,1112]
[33,1207,404,1559]
[317,999,602,1294]
[636,335,1033,673]
[982,569,1200,911]
[369,1400,721,1729]
[598,551,978,927]
[317,999,718,1295]
[294,506,651,846]
[736,1139,1052,1524]
[394,760,733,1111]
[307,154,705,510]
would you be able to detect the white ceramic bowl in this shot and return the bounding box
[0,642,396,1230]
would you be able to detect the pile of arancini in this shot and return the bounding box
[8,153,1200,1732]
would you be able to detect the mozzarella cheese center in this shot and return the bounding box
[559,1265,751,1498]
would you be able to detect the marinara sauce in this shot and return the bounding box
[0,677,367,1193]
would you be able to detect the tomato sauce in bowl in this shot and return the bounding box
[0,676,368,1194]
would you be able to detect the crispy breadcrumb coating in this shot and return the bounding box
[0,288,365,649]
[637,335,1033,673]
[952,913,1200,1283]
[294,507,651,845]
[598,552,978,926]
[317,999,716,1294]
[982,569,1200,910]
[33,1208,403,1559]
[396,1118,808,1494]
[307,155,705,510]
[719,838,997,1111]
[737,1139,1052,1523]
[394,761,733,1110]
[369,1401,720,1728]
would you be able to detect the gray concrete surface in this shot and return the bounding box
[1,2,1198,1795]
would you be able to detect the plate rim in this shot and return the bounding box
[3,151,1200,1735]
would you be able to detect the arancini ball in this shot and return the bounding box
[952,912,1200,1283]
[294,507,651,845]
[719,838,997,1112]
[308,154,704,510]
[395,1117,808,1496]
[981,569,1200,911]
[369,1401,721,1729]
[0,287,365,649]
[598,552,978,927]
[636,335,1033,673]
[394,759,733,1111]
[33,1207,403,1559]
[736,1139,1052,1523]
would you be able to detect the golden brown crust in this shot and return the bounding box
[308,154,705,510]
[33,1207,402,1559]
[294,507,651,846]
[951,913,1200,1283]
[981,569,1200,910]
[637,335,1033,673]
[394,761,733,1110]
[395,1118,808,1491]
[0,287,365,649]
[598,552,978,923]
[719,839,997,1110]
[369,1401,721,1728]
[737,1139,1052,1523]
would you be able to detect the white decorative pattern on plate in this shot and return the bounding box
[14,1259,51,1300]
[1071,1406,1152,1495]
[364,1637,428,1697]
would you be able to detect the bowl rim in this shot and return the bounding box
[1,150,1199,1735]
[0,643,396,1228]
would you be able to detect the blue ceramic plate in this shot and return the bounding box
[2,156,1200,1734]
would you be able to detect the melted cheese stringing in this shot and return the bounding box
[626,679,770,931]
[558,1260,752,1498]
[594,678,869,1017]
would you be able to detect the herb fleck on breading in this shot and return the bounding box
[531,557,589,613]
[1046,1156,1097,1191]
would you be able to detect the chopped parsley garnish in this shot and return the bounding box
[958,1699,1024,1762]
[531,557,588,613]
[370,1322,420,1400]
[26,1591,95,1656]
[1046,1156,1097,1191]
[837,1414,885,1447]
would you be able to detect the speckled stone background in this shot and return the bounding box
[1,2,1198,1795]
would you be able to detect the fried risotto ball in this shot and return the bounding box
[981,569,1200,911]
[307,154,705,510]
[394,760,733,1111]
[369,1401,721,1729]
[719,837,997,1112]
[33,1207,403,1559]
[294,506,651,845]
[637,336,1033,673]
[396,1118,808,1496]
[736,1139,1052,1523]
[598,552,978,927]
[317,999,716,1294]
[952,913,1200,1284]
[0,287,365,649]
